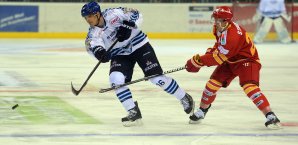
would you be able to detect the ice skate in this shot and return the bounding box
[189,104,211,124]
[121,101,142,127]
[265,112,282,129]
[180,93,195,114]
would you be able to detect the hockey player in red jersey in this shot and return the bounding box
[185,6,281,129]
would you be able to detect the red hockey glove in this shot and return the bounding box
[205,48,213,54]
[185,54,203,73]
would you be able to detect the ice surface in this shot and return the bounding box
[0,39,297,145]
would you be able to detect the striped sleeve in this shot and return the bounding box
[120,7,143,28]
[200,45,230,66]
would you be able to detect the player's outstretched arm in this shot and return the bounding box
[185,54,203,73]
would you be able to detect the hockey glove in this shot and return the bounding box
[205,48,213,54]
[92,46,111,63]
[185,54,203,73]
[116,20,136,42]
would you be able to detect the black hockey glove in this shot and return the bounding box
[116,20,136,42]
[92,46,111,63]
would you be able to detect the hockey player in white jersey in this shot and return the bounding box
[253,0,292,43]
[81,1,194,127]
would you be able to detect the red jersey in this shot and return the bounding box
[200,22,260,66]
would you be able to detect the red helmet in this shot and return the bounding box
[212,6,233,22]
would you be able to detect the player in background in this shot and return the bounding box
[185,6,281,129]
[81,1,194,127]
[253,0,292,43]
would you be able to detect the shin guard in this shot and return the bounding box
[201,79,222,104]
[242,84,270,110]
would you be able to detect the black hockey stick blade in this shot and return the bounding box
[71,81,80,96]
[70,39,118,96]
[99,66,185,93]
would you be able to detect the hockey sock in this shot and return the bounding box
[201,79,222,105]
[116,88,135,111]
[149,75,185,100]
[242,84,270,110]
[110,71,135,111]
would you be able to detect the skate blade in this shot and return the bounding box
[122,119,143,127]
[189,119,202,124]
[266,123,282,130]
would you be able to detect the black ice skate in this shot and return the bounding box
[180,93,195,114]
[265,112,281,129]
[189,104,211,124]
[121,101,142,127]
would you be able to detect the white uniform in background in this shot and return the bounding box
[253,0,292,43]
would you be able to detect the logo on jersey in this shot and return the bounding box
[233,22,243,35]
[146,61,152,66]
[107,30,117,40]
[220,31,227,45]
[218,45,229,55]
[109,16,120,25]
[243,62,250,67]
[143,51,151,56]
[111,61,121,68]
[144,60,158,72]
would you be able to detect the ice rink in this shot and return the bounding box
[0,39,298,145]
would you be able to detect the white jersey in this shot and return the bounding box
[85,7,149,58]
[258,0,286,18]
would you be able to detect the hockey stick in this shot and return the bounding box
[71,39,118,96]
[99,66,186,93]
[290,0,294,42]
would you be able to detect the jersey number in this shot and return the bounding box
[156,80,165,86]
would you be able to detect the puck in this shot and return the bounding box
[12,104,19,110]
